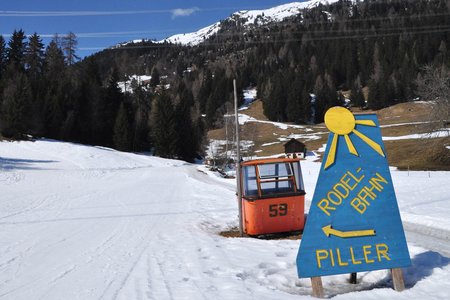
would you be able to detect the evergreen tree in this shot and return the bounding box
[42,39,67,138]
[0,35,6,79]
[175,84,197,161]
[1,73,31,138]
[149,67,160,88]
[77,58,103,144]
[351,76,365,108]
[313,75,326,123]
[113,102,132,151]
[264,73,285,121]
[197,70,213,113]
[25,33,46,136]
[25,33,45,77]
[6,29,27,71]
[286,73,304,123]
[151,91,178,158]
[130,82,152,151]
[100,67,123,146]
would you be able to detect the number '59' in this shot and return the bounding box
[269,203,288,217]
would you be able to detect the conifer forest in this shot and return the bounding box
[0,0,448,162]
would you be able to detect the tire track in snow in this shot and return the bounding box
[404,221,450,257]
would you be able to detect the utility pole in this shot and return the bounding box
[234,79,243,237]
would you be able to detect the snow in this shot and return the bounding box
[238,113,306,130]
[160,22,221,46]
[1,139,450,299]
[158,1,341,46]
[233,1,340,26]
[239,88,258,110]
[383,129,450,140]
[117,75,152,93]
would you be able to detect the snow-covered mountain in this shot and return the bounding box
[160,0,340,46]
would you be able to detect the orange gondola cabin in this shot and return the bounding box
[240,157,306,236]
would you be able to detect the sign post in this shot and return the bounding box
[234,79,243,237]
[297,107,410,297]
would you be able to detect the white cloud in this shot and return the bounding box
[171,7,199,19]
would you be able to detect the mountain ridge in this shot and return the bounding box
[117,0,342,47]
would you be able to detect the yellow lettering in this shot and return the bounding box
[348,170,364,183]
[333,183,349,198]
[358,187,375,203]
[336,248,348,266]
[327,190,342,205]
[351,197,367,214]
[340,173,357,190]
[376,244,391,261]
[316,249,329,268]
[318,199,335,216]
[367,179,383,192]
[350,247,362,265]
[363,245,375,263]
[372,172,388,187]
[329,249,335,266]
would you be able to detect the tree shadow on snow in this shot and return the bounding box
[0,157,58,171]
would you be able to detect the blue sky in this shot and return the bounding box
[1,0,297,57]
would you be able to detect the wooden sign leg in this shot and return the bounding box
[349,272,357,284]
[391,268,405,292]
[311,277,325,298]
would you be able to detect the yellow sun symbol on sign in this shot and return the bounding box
[324,107,385,169]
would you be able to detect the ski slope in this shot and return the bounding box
[0,140,449,299]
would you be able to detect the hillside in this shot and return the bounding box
[0,0,448,162]
[208,99,450,170]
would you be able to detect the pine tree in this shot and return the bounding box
[175,84,197,161]
[42,39,67,138]
[6,29,27,71]
[25,33,45,77]
[150,67,160,88]
[1,72,31,138]
[0,35,6,79]
[197,70,213,113]
[286,73,304,123]
[62,32,79,65]
[151,91,178,158]
[313,75,326,123]
[351,76,365,108]
[101,67,123,146]
[113,102,132,151]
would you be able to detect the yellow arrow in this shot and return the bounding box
[322,225,376,238]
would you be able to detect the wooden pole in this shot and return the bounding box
[391,268,406,291]
[311,277,325,298]
[234,79,243,237]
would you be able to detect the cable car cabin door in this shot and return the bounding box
[240,159,306,236]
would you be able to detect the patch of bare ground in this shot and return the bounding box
[385,137,450,171]
[208,101,449,170]
[219,227,302,240]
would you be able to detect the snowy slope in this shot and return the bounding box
[159,0,340,45]
[0,139,449,299]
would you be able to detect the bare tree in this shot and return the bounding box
[416,64,450,166]
[62,32,79,65]
[416,64,450,135]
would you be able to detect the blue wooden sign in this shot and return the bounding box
[297,107,411,278]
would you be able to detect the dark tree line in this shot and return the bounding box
[90,0,448,126]
[1,0,448,160]
[0,31,204,162]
